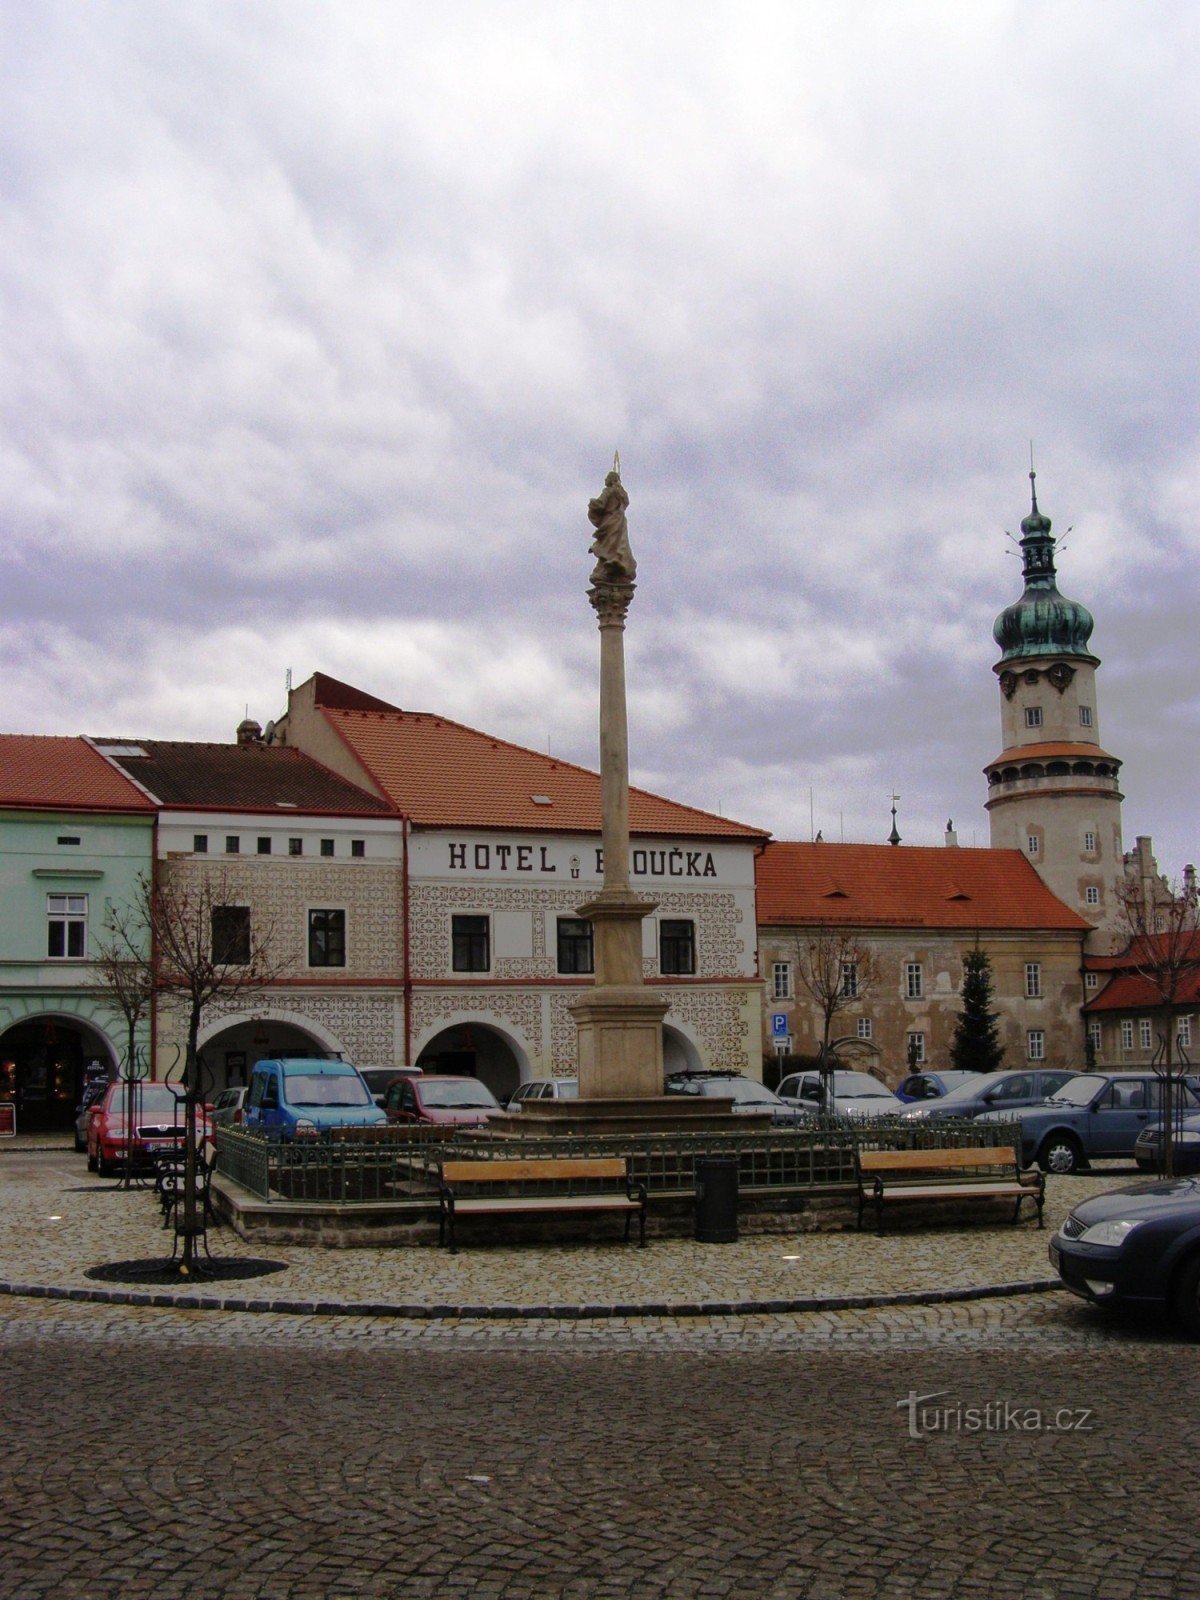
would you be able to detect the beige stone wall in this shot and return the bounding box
[760,926,1086,1085]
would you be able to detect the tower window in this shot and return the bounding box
[1079,706,1093,727]
[1085,887,1100,906]
[1027,834,1040,857]
[1084,830,1096,853]
[1025,706,1043,729]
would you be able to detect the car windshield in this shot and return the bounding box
[832,1072,892,1099]
[701,1079,778,1104]
[283,1072,372,1108]
[422,1081,499,1110]
[121,1084,182,1114]
[1046,1074,1108,1107]
[932,1073,1009,1104]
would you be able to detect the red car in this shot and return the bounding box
[382,1075,501,1127]
[86,1081,211,1176]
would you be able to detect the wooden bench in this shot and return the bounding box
[856,1146,1044,1235]
[438,1157,647,1253]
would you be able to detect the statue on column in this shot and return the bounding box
[588,457,636,584]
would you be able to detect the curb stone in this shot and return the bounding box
[0,1275,1064,1320]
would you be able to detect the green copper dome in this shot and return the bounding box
[993,473,1096,663]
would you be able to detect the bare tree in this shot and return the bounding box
[99,867,286,1271]
[91,900,156,1189]
[1114,871,1200,1179]
[784,929,881,1106]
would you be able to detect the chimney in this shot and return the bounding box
[945,819,959,848]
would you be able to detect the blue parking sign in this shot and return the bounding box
[771,1013,788,1038]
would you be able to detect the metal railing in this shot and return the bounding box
[214,1117,1023,1205]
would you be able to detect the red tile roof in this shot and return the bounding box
[0,735,154,813]
[1084,971,1200,1012]
[94,740,393,815]
[319,705,767,839]
[985,742,1120,768]
[756,841,1090,930]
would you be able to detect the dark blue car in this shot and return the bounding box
[1051,1176,1200,1337]
[979,1071,1200,1175]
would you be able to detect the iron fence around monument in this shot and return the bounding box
[214,1117,1023,1205]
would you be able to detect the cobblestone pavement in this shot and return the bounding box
[4,1148,1200,1596]
[0,1148,1128,1312]
[2,1291,1198,1600]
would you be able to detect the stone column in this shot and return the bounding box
[570,469,668,1099]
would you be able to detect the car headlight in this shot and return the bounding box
[1077,1218,1145,1247]
[294,1118,319,1138]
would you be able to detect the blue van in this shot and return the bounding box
[243,1058,388,1140]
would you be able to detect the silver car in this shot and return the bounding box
[777,1069,903,1121]
[508,1077,579,1111]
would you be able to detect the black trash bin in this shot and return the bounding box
[695,1157,738,1243]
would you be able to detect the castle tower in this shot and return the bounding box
[984,471,1124,939]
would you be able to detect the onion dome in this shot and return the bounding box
[993,472,1096,663]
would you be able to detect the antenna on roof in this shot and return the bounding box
[285,668,293,696]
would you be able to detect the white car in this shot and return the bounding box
[776,1069,903,1121]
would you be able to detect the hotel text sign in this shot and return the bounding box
[446,841,718,879]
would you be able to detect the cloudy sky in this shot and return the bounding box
[3,1,1198,873]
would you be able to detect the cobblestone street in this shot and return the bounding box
[2,1293,1198,1599]
[3,1149,1199,1599]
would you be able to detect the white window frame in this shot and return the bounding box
[1120,1019,1134,1052]
[1079,706,1093,727]
[1025,962,1042,999]
[1027,1029,1045,1062]
[47,893,88,960]
[841,961,859,998]
[1085,887,1100,907]
[1027,833,1040,857]
[906,1031,926,1065]
[1084,830,1097,853]
[1139,1019,1153,1051]
[856,1016,873,1041]
[771,962,792,1000]
[905,962,923,1000]
[1085,972,1099,991]
[1025,706,1043,728]
[1179,1016,1193,1049]
[1087,1020,1102,1055]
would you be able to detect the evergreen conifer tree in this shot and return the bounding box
[950,944,1005,1073]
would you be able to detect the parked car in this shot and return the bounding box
[665,1070,809,1126]
[978,1071,1200,1174]
[210,1086,248,1128]
[242,1058,388,1140]
[359,1065,423,1107]
[776,1069,903,1121]
[899,1067,1076,1125]
[383,1074,501,1127]
[86,1081,208,1177]
[1134,1111,1200,1175]
[74,1075,112,1151]
[1050,1176,1200,1337]
[894,1070,979,1104]
[507,1078,578,1110]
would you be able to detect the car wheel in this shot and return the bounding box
[74,1131,87,1152]
[86,1146,98,1173]
[95,1150,112,1178]
[1038,1134,1083,1175]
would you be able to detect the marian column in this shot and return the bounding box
[570,459,669,1098]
